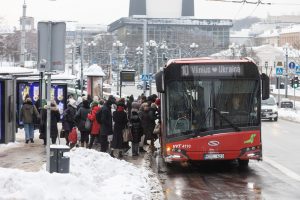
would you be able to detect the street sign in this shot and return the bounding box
[38,21,66,72]
[141,74,153,81]
[120,70,135,82]
[276,67,283,76]
[289,62,296,69]
[296,66,300,75]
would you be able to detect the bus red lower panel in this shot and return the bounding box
[164,130,262,163]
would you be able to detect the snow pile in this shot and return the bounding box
[278,108,300,123]
[0,148,154,200]
[0,142,22,150]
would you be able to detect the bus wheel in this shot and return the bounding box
[238,159,249,167]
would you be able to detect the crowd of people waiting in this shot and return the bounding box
[19,93,161,159]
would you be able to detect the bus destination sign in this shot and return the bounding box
[181,64,243,77]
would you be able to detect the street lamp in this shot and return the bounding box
[113,40,123,96]
[88,41,96,65]
[283,43,291,98]
[229,43,239,59]
[146,40,158,74]
[265,61,269,75]
[80,27,85,96]
[159,41,168,69]
[20,0,27,67]
[190,42,199,57]
[136,46,143,77]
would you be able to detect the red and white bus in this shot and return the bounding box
[155,58,269,167]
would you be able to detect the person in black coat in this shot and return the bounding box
[75,99,91,148]
[99,95,115,153]
[62,98,77,146]
[39,101,61,145]
[112,104,128,158]
[130,110,143,156]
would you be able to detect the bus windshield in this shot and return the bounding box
[166,79,259,137]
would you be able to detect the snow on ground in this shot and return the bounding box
[0,147,161,200]
[0,141,22,150]
[277,98,300,123]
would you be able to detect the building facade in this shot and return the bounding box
[108,17,232,73]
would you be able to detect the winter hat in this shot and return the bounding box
[155,98,161,106]
[117,106,124,112]
[82,99,90,108]
[51,100,57,107]
[25,97,32,103]
[91,101,99,107]
[107,95,116,105]
[68,98,77,108]
[99,99,105,106]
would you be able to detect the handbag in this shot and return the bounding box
[153,123,161,135]
[68,127,78,144]
[60,129,66,138]
[122,127,132,142]
[85,118,92,131]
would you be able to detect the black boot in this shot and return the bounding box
[139,147,146,153]
[30,138,34,143]
[118,151,123,158]
[110,150,115,158]
[25,140,29,144]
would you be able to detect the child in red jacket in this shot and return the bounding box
[87,101,100,149]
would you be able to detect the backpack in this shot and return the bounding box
[96,108,102,124]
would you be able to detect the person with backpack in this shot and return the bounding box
[97,95,115,153]
[75,98,91,148]
[87,101,100,149]
[39,100,61,145]
[62,98,77,146]
[20,97,40,144]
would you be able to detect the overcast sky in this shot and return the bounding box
[1,0,300,28]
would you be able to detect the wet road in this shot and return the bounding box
[151,119,300,200]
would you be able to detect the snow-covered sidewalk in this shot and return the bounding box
[0,147,163,200]
[0,129,164,200]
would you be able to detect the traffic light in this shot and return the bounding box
[76,46,81,56]
[290,78,294,88]
[75,79,81,89]
[82,80,87,90]
[294,77,299,88]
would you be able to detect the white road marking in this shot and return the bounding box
[264,157,300,182]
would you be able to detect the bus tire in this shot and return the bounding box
[238,159,249,167]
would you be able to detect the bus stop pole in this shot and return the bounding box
[46,74,52,172]
[46,22,52,172]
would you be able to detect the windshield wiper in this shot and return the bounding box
[198,107,241,132]
[211,107,241,132]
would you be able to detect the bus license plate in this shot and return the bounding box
[204,153,224,160]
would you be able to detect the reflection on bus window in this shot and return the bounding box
[166,79,259,137]
[167,80,213,135]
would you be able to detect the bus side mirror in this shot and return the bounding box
[155,71,164,93]
[261,73,270,100]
